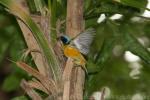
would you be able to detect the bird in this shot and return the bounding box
[59,28,95,73]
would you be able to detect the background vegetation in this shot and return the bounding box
[0,0,150,100]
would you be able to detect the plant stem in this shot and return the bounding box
[63,0,85,100]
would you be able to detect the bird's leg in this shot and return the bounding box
[73,59,81,65]
[73,59,88,75]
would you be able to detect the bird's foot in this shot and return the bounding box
[73,60,88,76]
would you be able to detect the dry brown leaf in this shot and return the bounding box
[16,61,57,95]
[28,78,49,94]
[21,79,42,100]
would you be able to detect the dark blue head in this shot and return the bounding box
[60,35,70,45]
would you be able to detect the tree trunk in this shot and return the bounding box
[63,0,85,100]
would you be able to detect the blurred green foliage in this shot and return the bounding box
[0,0,150,99]
[2,74,20,92]
[11,96,28,100]
[0,6,29,99]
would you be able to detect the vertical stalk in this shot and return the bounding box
[66,0,84,37]
[48,0,57,45]
[63,0,85,99]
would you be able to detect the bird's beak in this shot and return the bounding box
[56,37,63,46]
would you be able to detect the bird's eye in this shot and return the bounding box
[60,36,69,44]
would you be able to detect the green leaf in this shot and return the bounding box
[84,0,93,14]
[144,23,150,38]
[11,96,28,100]
[48,0,57,44]
[85,0,148,20]
[87,38,116,73]
[115,0,148,10]
[95,38,116,66]
[85,18,99,28]
[120,24,150,64]
[2,75,20,92]
[26,0,37,13]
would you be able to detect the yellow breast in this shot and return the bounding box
[64,46,80,58]
[63,45,86,66]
